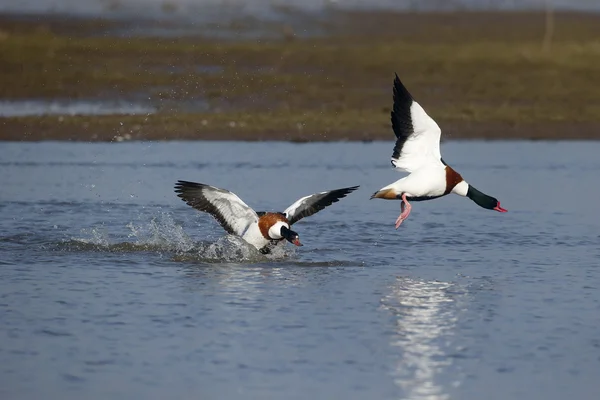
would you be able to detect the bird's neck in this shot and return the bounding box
[466,185,494,208]
[451,180,469,197]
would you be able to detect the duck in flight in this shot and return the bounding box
[175,180,359,254]
[371,74,507,229]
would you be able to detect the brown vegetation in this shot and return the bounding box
[1,11,599,141]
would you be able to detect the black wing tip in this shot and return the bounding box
[337,185,360,195]
[174,181,211,205]
[174,180,206,192]
[173,181,238,235]
[329,185,360,202]
[392,73,413,101]
[175,179,202,187]
[390,72,415,148]
[286,186,359,225]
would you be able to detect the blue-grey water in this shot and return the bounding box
[0,100,155,118]
[2,0,598,17]
[1,141,599,400]
[3,0,596,42]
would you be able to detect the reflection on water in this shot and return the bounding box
[382,277,465,400]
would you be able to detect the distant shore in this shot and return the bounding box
[1,10,599,141]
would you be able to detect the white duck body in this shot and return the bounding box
[240,219,289,250]
[379,165,471,201]
[236,220,280,250]
[382,164,447,200]
[239,223,267,249]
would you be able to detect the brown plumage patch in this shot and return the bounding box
[371,188,398,200]
[444,166,464,194]
[258,212,289,239]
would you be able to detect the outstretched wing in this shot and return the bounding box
[174,180,258,236]
[283,186,359,225]
[390,73,443,173]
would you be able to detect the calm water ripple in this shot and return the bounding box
[1,141,599,400]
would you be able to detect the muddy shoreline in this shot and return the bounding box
[1,10,599,141]
[2,118,597,142]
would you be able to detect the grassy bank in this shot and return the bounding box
[1,11,600,141]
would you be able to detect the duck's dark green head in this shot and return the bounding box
[280,225,302,246]
[467,186,507,212]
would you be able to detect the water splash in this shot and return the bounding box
[64,211,295,263]
[125,212,195,252]
[75,225,112,248]
[173,235,268,263]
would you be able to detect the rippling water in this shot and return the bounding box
[1,141,599,400]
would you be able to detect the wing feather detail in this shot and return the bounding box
[283,186,359,225]
[390,73,443,173]
[174,180,258,236]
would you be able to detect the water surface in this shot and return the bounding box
[0,99,155,117]
[1,0,598,18]
[1,141,599,400]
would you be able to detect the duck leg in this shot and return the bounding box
[394,194,412,229]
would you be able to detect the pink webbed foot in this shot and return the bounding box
[394,194,412,229]
[394,214,405,229]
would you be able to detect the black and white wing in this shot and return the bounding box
[283,186,359,225]
[174,180,258,235]
[390,73,443,173]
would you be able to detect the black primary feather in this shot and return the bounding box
[287,186,359,225]
[174,180,238,235]
[391,73,415,161]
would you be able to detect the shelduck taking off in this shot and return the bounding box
[371,74,507,229]
[175,180,359,254]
